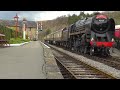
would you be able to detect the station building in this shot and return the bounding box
[0,19,38,40]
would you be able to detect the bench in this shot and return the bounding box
[0,34,10,47]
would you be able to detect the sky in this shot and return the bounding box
[0,11,103,21]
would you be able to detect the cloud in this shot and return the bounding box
[0,11,17,20]
[34,11,80,21]
[18,11,81,21]
[0,11,104,21]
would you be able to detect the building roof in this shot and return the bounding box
[0,19,37,28]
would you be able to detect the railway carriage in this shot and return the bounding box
[45,33,54,44]
[61,27,70,48]
[115,25,120,38]
[115,25,120,49]
[52,29,63,46]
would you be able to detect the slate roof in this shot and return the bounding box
[0,19,37,28]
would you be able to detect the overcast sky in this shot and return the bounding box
[0,11,103,21]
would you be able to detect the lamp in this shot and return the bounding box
[14,13,19,38]
[22,18,27,39]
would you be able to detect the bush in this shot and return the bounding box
[9,38,30,44]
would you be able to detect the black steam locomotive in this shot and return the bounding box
[45,13,116,56]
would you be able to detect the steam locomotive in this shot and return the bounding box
[44,13,116,56]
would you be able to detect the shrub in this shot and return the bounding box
[9,38,30,44]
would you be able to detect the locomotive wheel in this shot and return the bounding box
[104,48,110,56]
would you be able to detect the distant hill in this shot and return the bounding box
[38,16,68,32]
[40,11,120,35]
[37,16,69,41]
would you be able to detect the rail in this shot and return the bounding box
[50,45,116,79]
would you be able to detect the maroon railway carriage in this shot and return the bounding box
[115,25,120,38]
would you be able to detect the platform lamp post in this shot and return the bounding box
[36,22,40,40]
[14,13,19,38]
[22,18,27,40]
[29,27,32,40]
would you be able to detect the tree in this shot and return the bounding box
[45,29,51,35]
[68,14,80,25]
[79,11,86,19]
[92,11,100,15]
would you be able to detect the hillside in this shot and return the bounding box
[39,11,120,37]
[38,16,69,40]
[39,16,68,32]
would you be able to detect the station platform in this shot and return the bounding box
[0,41,63,79]
[40,41,63,79]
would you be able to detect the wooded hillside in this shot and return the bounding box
[38,11,120,40]
[38,11,93,39]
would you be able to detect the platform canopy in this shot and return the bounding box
[0,34,5,36]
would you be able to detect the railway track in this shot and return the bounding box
[56,45,120,70]
[52,48,115,79]
[47,43,120,70]
[77,51,120,70]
